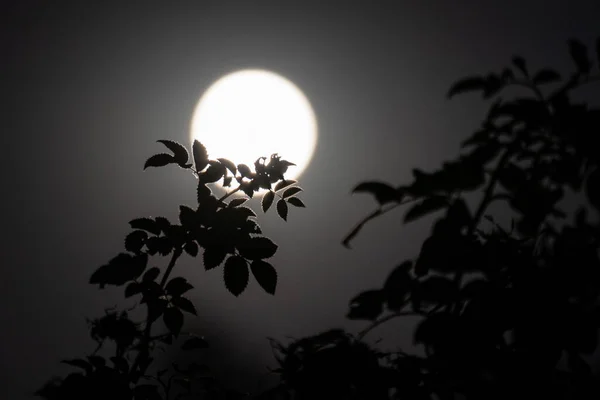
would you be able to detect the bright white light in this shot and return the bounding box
[190,70,318,191]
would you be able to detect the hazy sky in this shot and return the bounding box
[2,1,599,398]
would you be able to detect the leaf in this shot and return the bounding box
[568,38,591,74]
[61,359,92,374]
[157,140,189,165]
[125,230,147,254]
[533,69,561,85]
[238,164,253,178]
[352,181,399,205]
[181,336,209,350]
[184,241,198,257]
[286,197,305,208]
[203,246,227,270]
[89,253,148,288]
[197,183,212,203]
[163,306,184,337]
[383,261,412,310]
[129,218,161,235]
[347,290,384,320]
[192,140,209,171]
[512,56,528,76]
[144,153,175,170]
[199,162,225,183]
[217,158,237,175]
[143,267,160,282]
[179,205,197,228]
[262,191,275,212]
[228,198,248,208]
[250,260,277,295]
[274,179,297,191]
[282,187,303,198]
[404,196,448,223]
[237,237,278,260]
[224,256,249,296]
[172,297,197,315]
[447,76,487,98]
[110,356,129,373]
[276,199,288,221]
[166,277,193,297]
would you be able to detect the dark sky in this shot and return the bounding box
[2,1,599,398]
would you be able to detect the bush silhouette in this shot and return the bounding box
[35,140,305,400]
[37,37,600,400]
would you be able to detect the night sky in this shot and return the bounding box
[2,1,600,398]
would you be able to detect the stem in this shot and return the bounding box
[218,187,241,203]
[130,248,183,382]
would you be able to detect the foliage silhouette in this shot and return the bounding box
[266,37,600,399]
[36,140,304,400]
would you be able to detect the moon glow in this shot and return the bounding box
[190,70,318,189]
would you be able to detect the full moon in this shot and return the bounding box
[190,70,318,190]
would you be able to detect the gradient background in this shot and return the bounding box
[2,1,599,398]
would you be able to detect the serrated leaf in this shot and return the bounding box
[166,277,193,297]
[217,158,237,175]
[203,246,227,270]
[262,191,275,212]
[157,140,189,165]
[274,179,297,191]
[282,187,302,198]
[178,205,197,228]
[568,38,591,74]
[228,198,248,208]
[250,260,277,295]
[447,76,487,98]
[172,297,197,315]
[236,206,257,218]
[144,153,176,170]
[237,237,278,260]
[125,230,147,253]
[287,197,305,208]
[143,267,160,282]
[276,199,288,221]
[192,140,209,171]
[181,336,208,350]
[163,307,184,337]
[224,256,249,296]
[129,218,161,235]
[404,196,448,223]
[533,69,561,85]
[184,241,198,257]
[125,282,142,298]
[352,181,399,205]
[199,162,226,183]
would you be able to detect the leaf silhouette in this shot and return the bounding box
[282,187,302,198]
[125,282,141,298]
[347,290,384,320]
[165,277,193,297]
[192,140,209,171]
[228,198,248,208]
[163,306,184,337]
[199,162,225,183]
[144,153,175,170]
[203,246,227,270]
[171,297,197,315]
[274,179,297,192]
[262,190,275,212]
[287,197,306,208]
[352,181,399,205]
[129,218,161,235]
[143,267,160,282]
[276,199,288,221]
[238,164,253,178]
[237,237,278,260]
[250,260,277,295]
[512,56,528,76]
[157,140,188,166]
[125,230,147,254]
[217,158,237,175]
[447,76,487,98]
[184,241,198,257]
[181,336,208,350]
[568,38,591,74]
[224,256,249,296]
[383,261,412,311]
[404,196,448,223]
[533,69,561,85]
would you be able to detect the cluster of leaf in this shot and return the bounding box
[36,140,304,400]
[264,38,600,399]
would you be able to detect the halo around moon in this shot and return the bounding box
[190,70,318,189]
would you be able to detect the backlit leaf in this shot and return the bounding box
[144,153,175,170]
[143,267,160,282]
[157,140,188,165]
[282,187,302,198]
[217,158,237,175]
[276,199,288,221]
[172,297,197,315]
[228,198,248,208]
[286,197,305,208]
[166,277,193,297]
[203,246,227,270]
[262,191,275,212]
[274,179,296,192]
[447,76,487,98]
[199,162,225,183]
[192,140,209,171]
[184,241,198,257]
[224,256,249,296]
[404,196,448,223]
[129,218,161,235]
[352,181,399,205]
[251,260,277,295]
[125,230,147,254]
[237,237,278,260]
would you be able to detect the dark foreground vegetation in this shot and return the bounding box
[37,37,600,399]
